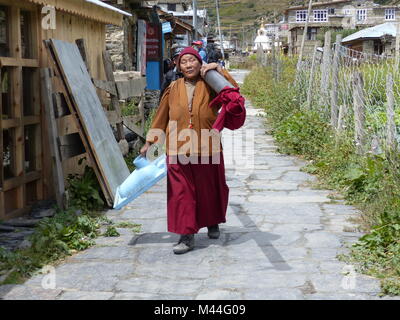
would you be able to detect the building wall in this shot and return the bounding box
[287,1,399,28]
[0,0,117,219]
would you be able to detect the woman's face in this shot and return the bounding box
[179,54,201,80]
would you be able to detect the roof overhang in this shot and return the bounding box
[27,0,131,26]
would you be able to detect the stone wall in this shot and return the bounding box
[144,89,161,117]
[106,24,124,70]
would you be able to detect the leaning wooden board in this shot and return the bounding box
[47,39,130,206]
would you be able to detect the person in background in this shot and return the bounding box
[160,48,183,96]
[192,40,207,63]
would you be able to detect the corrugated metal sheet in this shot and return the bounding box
[26,0,130,25]
[342,22,398,43]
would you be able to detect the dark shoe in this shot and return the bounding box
[173,234,194,254]
[207,224,220,239]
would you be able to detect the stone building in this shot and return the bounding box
[285,0,400,56]
[342,22,398,56]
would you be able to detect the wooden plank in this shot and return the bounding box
[102,50,124,141]
[3,171,41,192]
[47,39,130,206]
[40,68,65,209]
[9,6,24,211]
[102,50,122,118]
[0,57,39,68]
[93,79,117,96]
[52,92,71,118]
[123,115,144,138]
[115,77,147,100]
[58,133,86,161]
[2,118,20,129]
[106,110,119,126]
[44,40,111,206]
[23,115,40,126]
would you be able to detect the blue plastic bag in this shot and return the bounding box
[113,153,167,210]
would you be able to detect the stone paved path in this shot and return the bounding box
[1,70,399,300]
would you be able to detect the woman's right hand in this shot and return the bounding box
[140,141,152,157]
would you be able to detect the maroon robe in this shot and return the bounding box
[166,152,229,234]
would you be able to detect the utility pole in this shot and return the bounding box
[230,24,232,50]
[242,24,245,52]
[215,0,225,59]
[193,0,198,40]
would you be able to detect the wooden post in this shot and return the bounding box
[297,0,313,73]
[320,31,331,108]
[306,44,318,110]
[272,36,277,80]
[288,30,293,57]
[276,53,282,82]
[257,44,263,65]
[75,39,91,75]
[40,68,65,210]
[336,103,347,133]
[330,34,342,128]
[102,50,124,141]
[353,72,366,155]
[395,20,400,72]
[386,73,397,152]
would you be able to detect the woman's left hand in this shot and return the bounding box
[201,63,223,78]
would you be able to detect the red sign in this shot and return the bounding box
[146,23,161,60]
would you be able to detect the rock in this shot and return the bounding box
[31,208,55,219]
[3,218,40,228]
[17,240,32,250]
[0,225,16,232]
[74,209,83,216]
[118,139,129,156]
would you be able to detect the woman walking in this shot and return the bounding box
[140,47,239,254]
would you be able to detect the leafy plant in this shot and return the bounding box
[66,161,105,213]
[103,226,120,237]
[0,209,108,285]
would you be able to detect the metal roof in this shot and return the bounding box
[342,22,397,43]
[85,0,131,16]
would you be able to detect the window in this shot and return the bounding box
[328,8,335,15]
[313,9,328,22]
[296,10,308,22]
[385,8,395,21]
[167,4,176,11]
[356,9,367,21]
[307,27,317,40]
[344,8,352,15]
